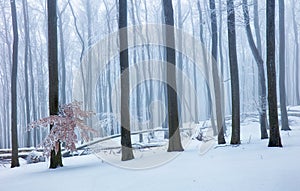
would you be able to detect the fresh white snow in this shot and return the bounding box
[1,108,300,191]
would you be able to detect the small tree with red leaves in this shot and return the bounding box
[28,101,97,157]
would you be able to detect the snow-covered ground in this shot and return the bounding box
[1,108,300,191]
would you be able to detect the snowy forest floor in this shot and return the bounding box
[1,107,300,191]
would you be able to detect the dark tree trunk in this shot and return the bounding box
[10,0,20,168]
[242,0,268,139]
[48,0,63,168]
[278,0,290,131]
[163,0,184,152]
[210,0,226,144]
[119,0,134,161]
[227,0,240,145]
[266,0,282,147]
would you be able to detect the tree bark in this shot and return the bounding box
[163,0,184,152]
[22,0,32,147]
[10,0,20,168]
[227,0,240,145]
[266,0,282,147]
[242,0,268,139]
[48,0,63,168]
[119,0,134,161]
[278,0,290,131]
[218,0,227,135]
[210,0,226,144]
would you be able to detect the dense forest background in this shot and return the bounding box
[0,0,299,151]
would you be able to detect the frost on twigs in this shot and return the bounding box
[28,101,97,157]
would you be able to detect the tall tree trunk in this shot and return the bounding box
[2,3,12,149]
[218,0,227,133]
[58,5,67,105]
[28,23,37,147]
[86,0,93,136]
[141,0,152,139]
[266,0,282,147]
[227,0,240,145]
[21,0,37,146]
[163,0,184,152]
[242,0,268,139]
[210,0,226,144]
[177,0,184,123]
[48,0,63,168]
[197,0,213,122]
[278,0,290,131]
[218,0,224,76]
[253,0,262,55]
[68,0,86,118]
[23,1,38,145]
[189,1,199,124]
[22,0,32,147]
[130,0,143,142]
[10,0,20,168]
[103,0,114,135]
[253,0,269,131]
[119,0,134,161]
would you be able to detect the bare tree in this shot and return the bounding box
[119,0,134,161]
[163,0,184,152]
[197,0,214,127]
[227,0,240,145]
[48,0,63,168]
[242,0,268,139]
[25,2,38,146]
[22,0,32,147]
[188,0,199,124]
[10,0,20,168]
[210,0,226,144]
[278,0,290,131]
[266,0,282,147]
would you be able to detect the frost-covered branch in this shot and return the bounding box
[28,101,97,157]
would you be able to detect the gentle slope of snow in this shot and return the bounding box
[1,113,300,191]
